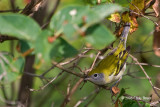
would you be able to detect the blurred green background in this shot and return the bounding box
[0,0,159,107]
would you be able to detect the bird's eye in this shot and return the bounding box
[93,73,98,77]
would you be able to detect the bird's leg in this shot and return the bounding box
[110,77,122,103]
[113,76,122,87]
[110,76,122,95]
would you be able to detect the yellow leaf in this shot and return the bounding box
[122,12,131,23]
[130,0,145,12]
[108,13,121,23]
[121,12,138,33]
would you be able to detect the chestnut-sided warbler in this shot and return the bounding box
[86,23,130,85]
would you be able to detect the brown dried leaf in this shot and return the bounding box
[130,15,138,33]
[112,86,120,95]
[21,48,34,57]
[16,44,21,53]
[121,12,138,33]
[108,13,121,23]
[115,26,123,37]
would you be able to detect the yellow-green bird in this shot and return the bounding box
[85,23,130,85]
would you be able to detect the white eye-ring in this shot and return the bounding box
[93,73,98,78]
[89,73,106,85]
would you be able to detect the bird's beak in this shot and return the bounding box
[84,78,88,81]
[84,76,90,81]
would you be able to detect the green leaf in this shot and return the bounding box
[50,38,78,61]
[122,98,150,107]
[0,54,24,83]
[85,24,115,49]
[50,4,121,38]
[35,30,53,62]
[50,5,90,38]
[84,0,111,5]
[92,4,121,20]
[35,30,78,65]
[117,88,126,99]
[0,13,41,41]
[19,40,32,53]
[115,0,131,7]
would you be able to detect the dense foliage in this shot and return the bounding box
[0,0,160,107]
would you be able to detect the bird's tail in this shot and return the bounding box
[119,23,131,49]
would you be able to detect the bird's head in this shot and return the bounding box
[85,70,106,85]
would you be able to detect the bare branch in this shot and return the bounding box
[133,48,160,54]
[150,99,160,106]
[127,0,159,26]
[29,71,64,91]
[84,88,100,107]
[0,9,22,13]
[130,11,159,26]
[61,78,84,107]
[0,35,18,43]
[9,0,16,12]
[129,54,160,98]
[127,62,160,68]
[52,61,84,78]
[74,88,100,107]
[44,0,60,28]
[59,49,91,66]
[86,51,101,73]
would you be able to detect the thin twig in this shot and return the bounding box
[40,64,56,77]
[145,0,156,10]
[24,72,46,79]
[84,89,100,107]
[123,94,148,103]
[150,99,160,106]
[52,61,84,78]
[141,31,154,47]
[133,48,160,54]
[0,9,22,13]
[46,0,60,23]
[67,82,71,95]
[0,60,7,81]
[29,71,64,91]
[74,88,100,107]
[0,35,18,43]
[86,51,101,73]
[1,85,9,101]
[0,54,17,72]
[131,11,158,26]
[127,73,147,79]
[129,54,160,98]
[127,62,160,68]
[21,0,43,15]
[53,59,110,90]
[0,95,17,106]
[127,0,159,26]
[9,0,16,12]
[60,78,84,107]
[59,49,91,66]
